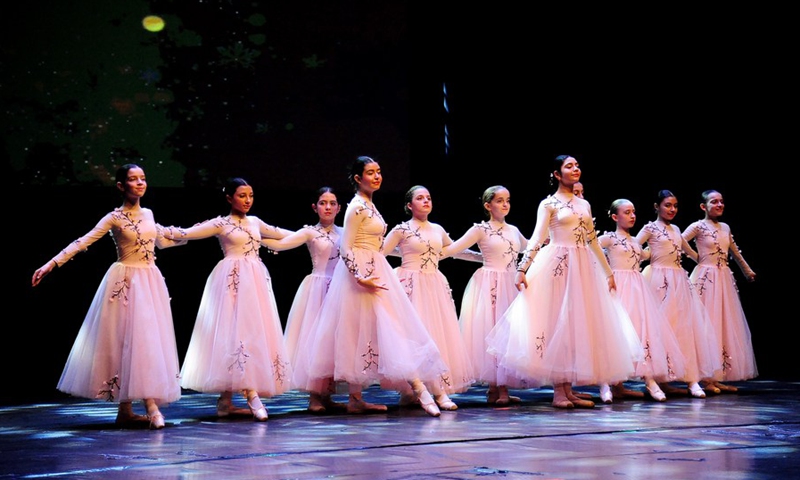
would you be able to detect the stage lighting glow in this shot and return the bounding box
[143,15,165,33]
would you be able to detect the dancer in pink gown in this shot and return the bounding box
[635,189,722,398]
[262,187,347,414]
[381,185,478,411]
[441,185,530,406]
[301,156,448,417]
[31,164,185,429]
[165,178,294,421]
[598,199,688,402]
[682,189,757,392]
[486,155,643,409]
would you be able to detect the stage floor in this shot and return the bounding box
[2,380,799,479]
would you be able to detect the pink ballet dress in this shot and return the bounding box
[600,231,687,383]
[175,215,291,397]
[285,224,342,392]
[299,196,448,390]
[383,220,475,394]
[487,195,643,387]
[636,220,723,383]
[454,221,530,388]
[55,207,185,405]
[683,219,757,381]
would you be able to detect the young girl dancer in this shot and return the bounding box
[486,155,643,409]
[166,178,294,421]
[441,185,530,406]
[682,190,757,392]
[597,199,688,402]
[300,156,448,417]
[262,187,347,413]
[31,164,185,429]
[381,185,477,411]
[635,190,722,398]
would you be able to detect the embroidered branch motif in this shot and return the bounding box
[114,210,156,263]
[97,375,121,402]
[309,224,340,265]
[645,222,682,267]
[110,277,130,305]
[552,253,568,277]
[536,331,546,359]
[643,339,652,364]
[361,341,379,373]
[692,270,713,297]
[607,232,641,270]
[477,221,520,270]
[218,217,260,257]
[490,278,498,308]
[396,222,438,271]
[696,222,728,268]
[658,276,669,303]
[721,346,732,376]
[273,354,289,385]
[227,264,240,294]
[228,341,250,373]
[400,277,413,297]
[666,352,676,380]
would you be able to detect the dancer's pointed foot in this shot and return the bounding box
[247,394,268,421]
[612,383,645,399]
[347,395,388,414]
[599,384,613,404]
[645,381,667,402]
[495,386,511,406]
[148,412,165,430]
[435,393,458,411]
[659,383,689,396]
[307,393,327,414]
[217,396,252,417]
[486,386,499,404]
[689,382,707,399]
[321,395,348,412]
[417,390,441,417]
[714,381,738,393]
[701,380,721,395]
[115,412,150,427]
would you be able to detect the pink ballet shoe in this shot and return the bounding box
[247,395,268,421]
[689,382,707,399]
[646,381,667,402]
[148,412,165,430]
[416,389,440,417]
[435,393,458,411]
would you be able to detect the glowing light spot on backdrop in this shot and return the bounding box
[142,15,165,33]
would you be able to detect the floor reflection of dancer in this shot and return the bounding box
[262,187,347,414]
[442,185,530,406]
[302,156,449,417]
[381,185,478,411]
[31,164,185,429]
[166,178,294,421]
[682,189,757,393]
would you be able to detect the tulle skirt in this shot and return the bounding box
[690,265,757,381]
[487,245,643,386]
[57,263,181,405]
[642,265,723,383]
[299,249,448,391]
[180,257,291,397]
[613,269,687,383]
[459,267,530,388]
[286,273,333,392]
[395,267,475,393]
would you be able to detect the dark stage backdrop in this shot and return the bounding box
[3,3,791,404]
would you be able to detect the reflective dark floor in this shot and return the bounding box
[2,380,799,479]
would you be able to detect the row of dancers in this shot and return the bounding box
[30,155,757,429]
